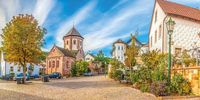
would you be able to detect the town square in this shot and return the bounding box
[0,0,200,100]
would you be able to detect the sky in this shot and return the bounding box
[0,0,200,56]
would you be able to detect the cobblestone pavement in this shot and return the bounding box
[0,75,156,100]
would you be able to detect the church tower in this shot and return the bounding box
[63,26,84,51]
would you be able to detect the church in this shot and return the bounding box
[46,26,84,76]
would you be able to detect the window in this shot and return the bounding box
[56,60,59,68]
[52,61,55,68]
[66,41,68,45]
[155,31,157,43]
[155,11,157,23]
[118,46,120,50]
[49,61,51,68]
[66,61,69,68]
[175,48,181,57]
[73,40,76,45]
[121,46,123,50]
[118,56,120,59]
[159,25,162,39]
[10,66,13,72]
[18,67,21,72]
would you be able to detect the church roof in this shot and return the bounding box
[55,45,75,58]
[157,0,200,21]
[64,26,84,38]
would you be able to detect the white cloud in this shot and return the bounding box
[33,0,55,26]
[83,0,153,51]
[0,0,55,47]
[55,1,96,46]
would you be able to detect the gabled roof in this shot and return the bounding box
[114,39,126,44]
[157,0,200,21]
[85,53,95,57]
[127,36,142,46]
[64,26,83,38]
[54,45,75,58]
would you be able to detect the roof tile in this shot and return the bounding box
[157,0,200,21]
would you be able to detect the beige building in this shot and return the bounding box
[149,0,200,56]
[46,27,84,75]
[85,53,95,62]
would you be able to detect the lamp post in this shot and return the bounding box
[166,17,175,83]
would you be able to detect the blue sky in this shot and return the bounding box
[0,0,200,56]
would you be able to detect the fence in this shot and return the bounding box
[171,66,200,95]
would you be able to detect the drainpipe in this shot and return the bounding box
[162,15,168,53]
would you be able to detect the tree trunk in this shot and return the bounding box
[23,64,27,83]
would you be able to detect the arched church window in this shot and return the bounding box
[66,61,69,68]
[56,60,59,68]
[66,41,68,45]
[73,40,76,45]
[52,61,55,67]
[49,61,51,68]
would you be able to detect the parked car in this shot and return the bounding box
[48,72,62,79]
[14,73,27,81]
[83,72,93,76]
[30,74,40,79]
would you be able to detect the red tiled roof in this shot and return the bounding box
[157,0,200,21]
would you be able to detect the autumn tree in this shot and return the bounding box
[1,14,46,80]
[124,35,139,69]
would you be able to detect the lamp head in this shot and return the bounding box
[166,17,176,34]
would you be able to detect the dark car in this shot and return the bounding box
[48,72,62,79]
[30,74,40,79]
[83,72,93,76]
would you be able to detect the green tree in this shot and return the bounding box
[71,61,89,76]
[94,50,110,73]
[109,58,124,78]
[181,50,196,67]
[1,14,46,80]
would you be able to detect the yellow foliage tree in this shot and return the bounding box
[124,34,139,69]
[1,14,46,80]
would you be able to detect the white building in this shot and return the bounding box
[0,51,41,77]
[112,38,148,63]
[149,0,200,56]
[85,53,95,62]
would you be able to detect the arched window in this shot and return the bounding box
[52,61,55,68]
[56,60,59,68]
[73,40,76,45]
[66,41,68,45]
[66,61,69,68]
[49,61,51,68]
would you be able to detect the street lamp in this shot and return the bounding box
[166,17,176,83]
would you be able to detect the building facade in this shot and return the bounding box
[149,0,200,57]
[46,27,84,76]
[112,37,148,63]
[85,53,95,62]
[0,51,41,77]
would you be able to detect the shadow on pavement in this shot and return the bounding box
[0,89,50,100]
[44,81,121,89]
